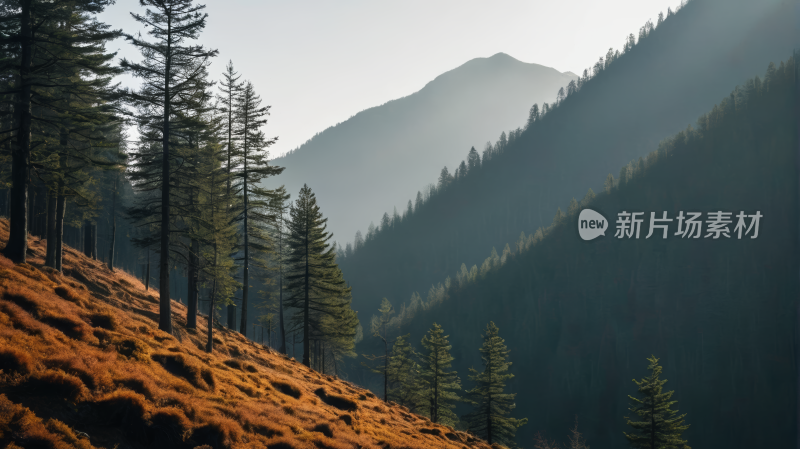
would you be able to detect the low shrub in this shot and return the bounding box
[92,390,149,433]
[314,388,357,411]
[88,310,116,331]
[151,353,215,391]
[271,380,301,399]
[25,370,85,401]
[0,347,33,375]
[54,285,84,305]
[190,415,243,449]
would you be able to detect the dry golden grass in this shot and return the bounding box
[0,219,493,449]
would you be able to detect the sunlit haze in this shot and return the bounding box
[99,0,684,157]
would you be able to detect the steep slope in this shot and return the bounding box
[338,0,797,318]
[376,57,798,448]
[268,52,577,241]
[0,221,492,449]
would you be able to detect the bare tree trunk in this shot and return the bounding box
[145,247,151,291]
[187,237,199,329]
[240,152,249,334]
[54,184,66,272]
[108,176,117,270]
[91,223,97,260]
[206,277,217,353]
[278,219,286,353]
[158,17,173,335]
[8,0,35,262]
[45,188,57,268]
[84,220,92,257]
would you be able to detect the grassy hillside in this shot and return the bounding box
[0,219,493,449]
[378,56,798,448]
[337,0,797,320]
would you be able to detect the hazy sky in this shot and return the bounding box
[99,0,684,158]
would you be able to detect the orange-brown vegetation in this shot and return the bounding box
[0,219,494,449]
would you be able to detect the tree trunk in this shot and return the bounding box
[240,131,250,334]
[227,304,236,330]
[158,16,173,334]
[3,0,32,263]
[303,233,310,367]
[207,273,217,353]
[91,223,97,260]
[278,225,286,353]
[384,329,388,402]
[45,189,57,268]
[187,237,199,329]
[108,176,117,270]
[54,185,66,272]
[145,247,151,291]
[84,220,92,257]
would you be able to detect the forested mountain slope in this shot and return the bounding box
[368,57,798,449]
[268,53,577,241]
[337,0,797,318]
[0,220,492,449]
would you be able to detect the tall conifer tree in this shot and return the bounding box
[216,60,242,329]
[362,298,394,401]
[387,334,425,413]
[624,356,690,449]
[230,80,283,336]
[419,323,462,426]
[285,184,355,368]
[463,322,527,446]
[268,185,291,353]
[121,0,217,332]
[0,0,121,263]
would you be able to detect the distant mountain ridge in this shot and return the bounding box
[268,53,577,243]
[336,0,797,346]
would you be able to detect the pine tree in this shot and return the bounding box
[230,79,283,336]
[438,166,452,189]
[457,160,468,180]
[567,198,580,216]
[1,0,121,263]
[195,111,238,353]
[581,188,596,207]
[285,184,354,368]
[604,173,615,194]
[387,334,425,413]
[419,323,462,426]
[121,0,218,333]
[362,298,394,401]
[467,146,481,173]
[624,355,690,449]
[463,322,527,446]
[175,85,217,330]
[526,103,539,128]
[268,185,291,353]
[217,60,242,330]
[315,267,359,375]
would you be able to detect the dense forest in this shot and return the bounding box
[353,57,798,448]
[336,0,796,318]
[0,0,359,374]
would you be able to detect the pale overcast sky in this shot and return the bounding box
[99,0,684,158]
